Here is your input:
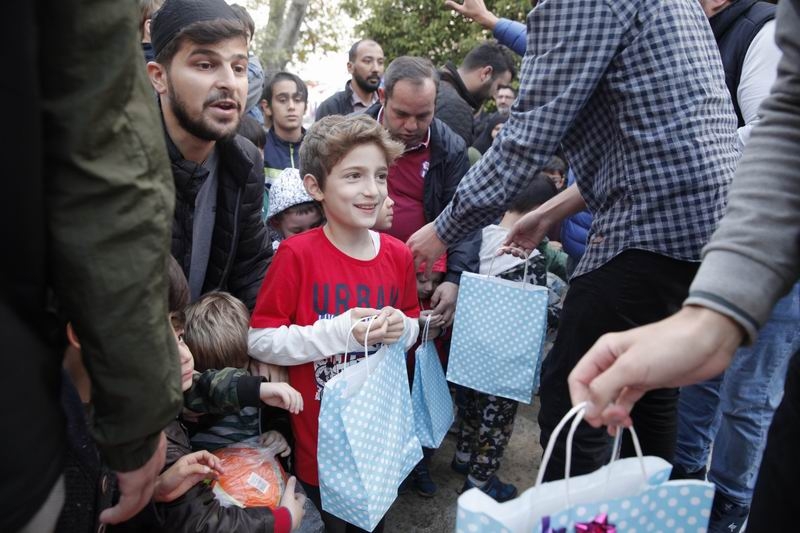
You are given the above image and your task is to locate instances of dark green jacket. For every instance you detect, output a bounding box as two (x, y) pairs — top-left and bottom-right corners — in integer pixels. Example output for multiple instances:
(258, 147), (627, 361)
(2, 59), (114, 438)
(3, 1), (182, 529)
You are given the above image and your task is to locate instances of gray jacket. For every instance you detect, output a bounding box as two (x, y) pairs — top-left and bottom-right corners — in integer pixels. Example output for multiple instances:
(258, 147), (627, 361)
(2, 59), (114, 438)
(686, 0), (800, 342)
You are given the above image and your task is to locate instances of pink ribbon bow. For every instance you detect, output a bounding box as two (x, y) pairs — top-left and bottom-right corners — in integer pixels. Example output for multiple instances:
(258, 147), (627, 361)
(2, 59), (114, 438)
(575, 513), (617, 533)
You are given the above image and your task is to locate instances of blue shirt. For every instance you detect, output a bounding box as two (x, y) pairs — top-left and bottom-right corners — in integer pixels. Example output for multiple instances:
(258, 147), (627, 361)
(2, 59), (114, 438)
(436, 0), (740, 277)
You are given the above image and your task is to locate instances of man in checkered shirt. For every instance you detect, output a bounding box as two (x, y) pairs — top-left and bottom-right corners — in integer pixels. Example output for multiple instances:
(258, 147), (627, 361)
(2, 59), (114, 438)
(409, 0), (740, 481)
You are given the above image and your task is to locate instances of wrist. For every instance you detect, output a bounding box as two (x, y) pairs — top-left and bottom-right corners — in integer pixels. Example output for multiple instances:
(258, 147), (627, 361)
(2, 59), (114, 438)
(681, 305), (745, 353)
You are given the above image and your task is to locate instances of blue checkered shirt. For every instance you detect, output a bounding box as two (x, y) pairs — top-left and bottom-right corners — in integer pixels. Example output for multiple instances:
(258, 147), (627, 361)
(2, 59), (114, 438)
(435, 0), (740, 277)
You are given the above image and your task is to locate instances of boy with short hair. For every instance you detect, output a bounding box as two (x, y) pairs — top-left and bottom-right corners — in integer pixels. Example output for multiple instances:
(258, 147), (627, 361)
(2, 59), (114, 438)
(248, 114), (420, 532)
(263, 72), (309, 185)
(267, 168), (324, 249)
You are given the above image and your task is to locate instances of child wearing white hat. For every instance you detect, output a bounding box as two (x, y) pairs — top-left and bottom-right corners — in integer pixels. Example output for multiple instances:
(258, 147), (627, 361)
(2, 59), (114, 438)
(267, 168), (323, 251)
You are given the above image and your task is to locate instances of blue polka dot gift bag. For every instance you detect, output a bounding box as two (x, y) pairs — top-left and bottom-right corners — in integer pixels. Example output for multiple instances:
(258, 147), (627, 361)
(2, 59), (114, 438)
(411, 316), (455, 448)
(318, 322), (423, 531)
(447, 265), (549, 403)
(456, 403), (715, 533)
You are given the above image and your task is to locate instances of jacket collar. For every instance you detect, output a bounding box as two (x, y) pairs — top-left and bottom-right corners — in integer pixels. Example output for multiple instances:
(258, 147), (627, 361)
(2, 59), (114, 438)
(709, 0), (760, 39)
(439, 62), (481, 110)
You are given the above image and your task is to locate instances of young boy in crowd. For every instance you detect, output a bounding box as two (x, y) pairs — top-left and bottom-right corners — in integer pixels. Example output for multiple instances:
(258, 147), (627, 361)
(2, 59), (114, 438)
(59, 256), (307, 532)
(263, 72), (308, 186)
(451, 173), (564, 502)
(248, 114), (420, 532)
(183, 291), (292, 455)
(267, 168), (324, 250)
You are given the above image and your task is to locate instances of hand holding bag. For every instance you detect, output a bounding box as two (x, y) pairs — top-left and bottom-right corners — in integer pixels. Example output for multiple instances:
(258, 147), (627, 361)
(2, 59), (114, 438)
(318, 316), (423, 531)
(456, 403), (715, 533)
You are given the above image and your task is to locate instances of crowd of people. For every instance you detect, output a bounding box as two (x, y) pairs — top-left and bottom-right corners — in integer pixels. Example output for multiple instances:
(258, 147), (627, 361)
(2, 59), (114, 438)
(6, 0), (799, 532)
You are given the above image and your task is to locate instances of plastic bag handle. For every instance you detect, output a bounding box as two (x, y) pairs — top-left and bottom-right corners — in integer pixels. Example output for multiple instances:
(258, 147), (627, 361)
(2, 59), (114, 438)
(486, 246), (532, 289)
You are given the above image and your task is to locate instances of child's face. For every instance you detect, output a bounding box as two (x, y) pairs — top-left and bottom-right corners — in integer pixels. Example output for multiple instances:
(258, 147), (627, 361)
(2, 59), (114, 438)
(274, 208), (323, 239)
(372, 195), (395, 231)
(171, 318), (195, 392)
(312, 143), (388, 231)
(267, 79), (306, 137)
(416, 271), (444, 301)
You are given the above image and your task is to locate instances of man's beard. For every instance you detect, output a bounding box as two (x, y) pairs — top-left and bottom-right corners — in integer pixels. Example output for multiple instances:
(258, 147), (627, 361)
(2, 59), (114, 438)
(167, 80), (240, 142)
(353, 71), (381, 94)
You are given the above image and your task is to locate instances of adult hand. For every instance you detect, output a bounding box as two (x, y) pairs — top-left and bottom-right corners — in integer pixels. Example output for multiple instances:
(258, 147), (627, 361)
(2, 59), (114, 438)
(407, 222), (448, 279)
(99, 432), (167, 524)
(153, 450), (223, 503)
(503, 208), (552, 256)
(249, 360), (289, 383)
(443, 0), (499, 30)
(260, 382), (304, 414)
(431, 281), (459, 328)
(568, 306), (744, 432)
(260, 430), (291, 457)
(419, 310), (443, 340)
(280, 476), (307, 532)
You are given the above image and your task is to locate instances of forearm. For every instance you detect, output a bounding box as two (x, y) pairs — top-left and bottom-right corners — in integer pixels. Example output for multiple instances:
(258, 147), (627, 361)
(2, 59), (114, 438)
(184, 368), (264, 414)
(248, 312), (357, 365)
(537, 184), (587, 226)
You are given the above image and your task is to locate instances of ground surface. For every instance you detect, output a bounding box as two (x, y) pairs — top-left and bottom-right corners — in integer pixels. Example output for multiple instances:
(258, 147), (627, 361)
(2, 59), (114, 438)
(385, 399), (543, 532)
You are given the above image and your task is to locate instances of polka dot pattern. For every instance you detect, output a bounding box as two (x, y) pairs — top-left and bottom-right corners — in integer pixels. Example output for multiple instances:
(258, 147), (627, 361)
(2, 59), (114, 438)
(318, 340), (423, 531)
(455, 481), (714, 533)
(448, 273), (549, 403)
(412, 341), (456, 448)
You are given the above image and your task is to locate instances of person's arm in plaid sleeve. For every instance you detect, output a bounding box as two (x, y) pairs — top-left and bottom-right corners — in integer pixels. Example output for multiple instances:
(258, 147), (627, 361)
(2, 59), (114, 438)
(439, 1), (625, 244)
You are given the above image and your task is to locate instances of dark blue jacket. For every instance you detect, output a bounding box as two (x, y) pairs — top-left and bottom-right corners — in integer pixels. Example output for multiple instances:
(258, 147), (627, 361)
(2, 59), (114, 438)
(263, 127), (303, 180)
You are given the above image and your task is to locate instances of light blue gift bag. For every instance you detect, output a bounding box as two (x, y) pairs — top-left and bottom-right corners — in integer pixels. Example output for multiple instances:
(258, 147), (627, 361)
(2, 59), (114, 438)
(456, 403), (715, 533)
(411, 316), (455, 448)
(318, 320), (423, 531)
(447, 261), (549, 403)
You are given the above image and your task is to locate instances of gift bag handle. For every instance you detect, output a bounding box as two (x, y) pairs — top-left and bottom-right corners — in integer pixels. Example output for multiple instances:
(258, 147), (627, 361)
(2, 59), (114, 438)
(421, 313), (434, 348)
(342, 313), (378, 377)
(535, 402), (648, 509)
(486, 246), (533, 289)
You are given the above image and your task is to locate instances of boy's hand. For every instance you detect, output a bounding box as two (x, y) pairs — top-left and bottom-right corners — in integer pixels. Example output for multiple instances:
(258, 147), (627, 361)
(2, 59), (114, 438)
(259, 430), (291, 457)
(419, 311), (442, 341)
(250, 360), (289, 383)
(260, 382), (303, 414)
(379, 306), (407, 344)
(152, 450), (224, 503)
(350, 308), (384, 346)
(431, 281), (459, 328)
(280, 476), (306, 532)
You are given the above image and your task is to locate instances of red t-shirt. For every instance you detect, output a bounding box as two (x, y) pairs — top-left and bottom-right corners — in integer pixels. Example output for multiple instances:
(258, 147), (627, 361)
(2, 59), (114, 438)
(250, 227), (420, 486)
(385, 144), (431, 243)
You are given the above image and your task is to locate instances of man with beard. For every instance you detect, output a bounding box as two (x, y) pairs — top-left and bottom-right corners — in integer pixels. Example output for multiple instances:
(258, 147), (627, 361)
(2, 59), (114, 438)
(435, 41), (516, 146)
(147, 0), (269, 311)
(315, 39), (385, 120)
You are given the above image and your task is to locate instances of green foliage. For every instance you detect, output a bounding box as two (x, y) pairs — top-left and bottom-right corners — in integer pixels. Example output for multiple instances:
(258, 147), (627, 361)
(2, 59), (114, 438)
(342, 0), (531, 66)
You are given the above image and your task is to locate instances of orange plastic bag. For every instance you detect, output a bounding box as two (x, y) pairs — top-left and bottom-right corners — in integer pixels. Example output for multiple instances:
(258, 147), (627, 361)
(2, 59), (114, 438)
(211, 444), (287, 508)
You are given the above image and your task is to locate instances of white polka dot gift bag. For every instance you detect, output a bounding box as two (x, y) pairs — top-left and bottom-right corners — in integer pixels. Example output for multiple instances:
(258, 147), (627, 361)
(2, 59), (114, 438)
(318, 319), (423, 531)
(411, 315), (455, 448)
(456, 403), (715, 533)
(447, 258), (549, 403)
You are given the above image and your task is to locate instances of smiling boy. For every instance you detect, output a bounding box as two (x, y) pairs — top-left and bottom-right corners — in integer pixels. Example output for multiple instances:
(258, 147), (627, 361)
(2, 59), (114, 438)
(147, 0), (269, 310)
(248, 114), (420, 532)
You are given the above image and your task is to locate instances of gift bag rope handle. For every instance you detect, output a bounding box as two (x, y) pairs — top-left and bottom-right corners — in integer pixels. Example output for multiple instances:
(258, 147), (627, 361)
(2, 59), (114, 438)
(342, 313), (378, 377)
(535, 402), (648, 509)
(486, 246), (533, 289)
(421, 313), (434, 348)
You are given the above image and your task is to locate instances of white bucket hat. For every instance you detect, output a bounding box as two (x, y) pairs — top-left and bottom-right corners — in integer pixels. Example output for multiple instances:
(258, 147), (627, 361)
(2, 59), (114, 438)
(267, 168), (316, 221)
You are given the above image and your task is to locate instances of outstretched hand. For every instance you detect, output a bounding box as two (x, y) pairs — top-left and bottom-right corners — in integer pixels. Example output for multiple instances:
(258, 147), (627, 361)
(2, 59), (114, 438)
(502, 208), (551, 257)
(153, 450), (224, 503)
(568, 306), (743, 432)
(260, 382), (304, 414)
(443, 0), (499, 30)
(407, 222), (448, 280)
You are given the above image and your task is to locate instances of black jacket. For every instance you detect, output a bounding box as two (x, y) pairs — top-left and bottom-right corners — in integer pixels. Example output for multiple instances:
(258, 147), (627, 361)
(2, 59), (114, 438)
(168, 134), (270, 310)
(315, 80), (357, 121)
(435, 62), (481, 147)
(709, 0), (776, 126)
(367, 105), (480, 284)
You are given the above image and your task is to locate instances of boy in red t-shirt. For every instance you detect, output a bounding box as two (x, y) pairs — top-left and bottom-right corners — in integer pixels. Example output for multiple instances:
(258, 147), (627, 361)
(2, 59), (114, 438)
(248, 114), (420, 533)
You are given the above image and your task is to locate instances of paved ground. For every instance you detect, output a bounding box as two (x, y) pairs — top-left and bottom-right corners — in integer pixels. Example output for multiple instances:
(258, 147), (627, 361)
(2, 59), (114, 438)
(385, 399), (544, 532)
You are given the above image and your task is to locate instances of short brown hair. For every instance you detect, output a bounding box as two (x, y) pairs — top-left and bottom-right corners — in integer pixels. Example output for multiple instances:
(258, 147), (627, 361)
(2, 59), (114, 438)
(139, 0), (164, 38)
(184, 292), (250, 372)
(299, 114), (404, 190)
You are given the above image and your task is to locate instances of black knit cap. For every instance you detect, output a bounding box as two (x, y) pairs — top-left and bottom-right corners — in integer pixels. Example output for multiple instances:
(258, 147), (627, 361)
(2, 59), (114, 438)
(150, 0), (241, 60)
